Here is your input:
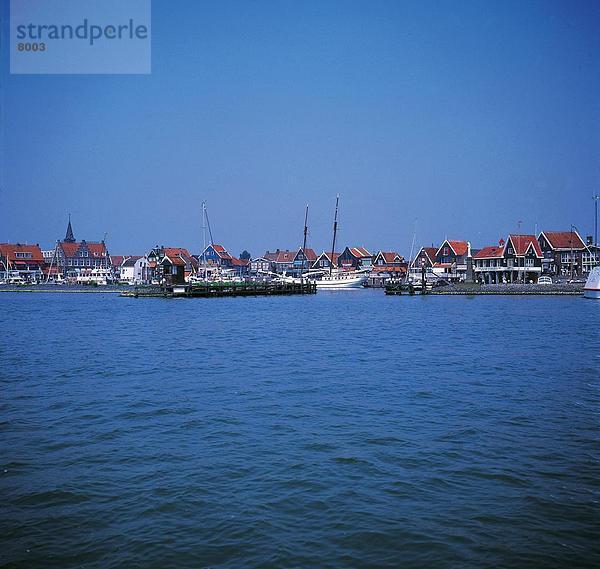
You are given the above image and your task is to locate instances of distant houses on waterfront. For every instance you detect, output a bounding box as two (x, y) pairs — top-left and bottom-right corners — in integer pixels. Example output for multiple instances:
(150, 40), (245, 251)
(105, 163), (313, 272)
(1, 217), (599, 285)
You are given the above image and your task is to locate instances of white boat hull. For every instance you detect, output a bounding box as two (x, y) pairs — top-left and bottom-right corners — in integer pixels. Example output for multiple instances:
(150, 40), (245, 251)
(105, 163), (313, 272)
(584, 267), (600, 299)
(314, 274), (368, 289)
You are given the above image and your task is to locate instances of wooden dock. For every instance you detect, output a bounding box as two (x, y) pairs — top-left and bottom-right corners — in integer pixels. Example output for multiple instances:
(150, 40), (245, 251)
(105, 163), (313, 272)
(385, 282), (426, 295)
(121, 281), (317, 298)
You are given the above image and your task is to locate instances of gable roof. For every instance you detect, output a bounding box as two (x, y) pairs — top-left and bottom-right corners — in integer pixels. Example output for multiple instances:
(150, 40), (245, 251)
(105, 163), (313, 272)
(162, 247), (198, 268)
(122, 256), (142, 267)
(58, 240), (108, 258)
(374, 251), (403, 263)
(58, 241), (79, 257)
(539, 230), (586, 250)
(209, 244), (233, 260)
(111, 255), (125, 268)
(344, 246), (371, 258)
(295, 247), (317, 262)
(473, 245), (505, 259)
(264, 250), (296, 263)
(436, 240), (469, 257)
(314, 251), (340, 264)
(0, 243), (44, 263)
(507, 234), (542, 257)
(412, 247), (438, 266)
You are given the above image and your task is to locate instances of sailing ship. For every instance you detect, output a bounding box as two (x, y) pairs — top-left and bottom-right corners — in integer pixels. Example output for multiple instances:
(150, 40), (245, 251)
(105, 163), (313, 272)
(300, 195), (368, 290)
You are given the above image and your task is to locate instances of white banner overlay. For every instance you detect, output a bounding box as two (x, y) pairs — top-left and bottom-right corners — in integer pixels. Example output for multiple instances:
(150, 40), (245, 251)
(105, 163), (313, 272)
(10, 0), (151, 74)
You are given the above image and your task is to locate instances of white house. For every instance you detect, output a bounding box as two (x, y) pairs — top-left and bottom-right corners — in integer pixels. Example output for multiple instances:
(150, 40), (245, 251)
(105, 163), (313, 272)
(120, 256), (148, 284)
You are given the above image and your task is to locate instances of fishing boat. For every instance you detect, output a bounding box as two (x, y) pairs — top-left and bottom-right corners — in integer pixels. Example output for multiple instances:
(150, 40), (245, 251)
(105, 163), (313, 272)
(583, 266), (600, 299)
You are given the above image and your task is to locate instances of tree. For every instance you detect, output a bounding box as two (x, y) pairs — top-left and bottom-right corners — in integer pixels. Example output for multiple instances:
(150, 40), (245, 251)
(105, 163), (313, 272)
(239, 250), (251, 260)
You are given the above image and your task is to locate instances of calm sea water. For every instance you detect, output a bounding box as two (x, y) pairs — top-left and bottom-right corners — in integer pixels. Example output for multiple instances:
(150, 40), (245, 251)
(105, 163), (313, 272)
(1, 291), (599, 568)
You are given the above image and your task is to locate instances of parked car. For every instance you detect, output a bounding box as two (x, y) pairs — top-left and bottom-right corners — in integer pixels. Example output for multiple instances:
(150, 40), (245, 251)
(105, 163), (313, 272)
(538, 276), (553, 285)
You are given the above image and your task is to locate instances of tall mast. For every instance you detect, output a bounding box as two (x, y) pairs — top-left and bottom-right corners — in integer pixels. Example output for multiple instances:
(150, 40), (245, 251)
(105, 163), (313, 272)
(407, 221), (417, 284)
(301, 204), (309, 288)
(329, 194), (339, 276)
(205, 204), (214, 245)
(202, 201), (207, 279)
(302, 204), (309, 262)
(594, 194), (599, 249)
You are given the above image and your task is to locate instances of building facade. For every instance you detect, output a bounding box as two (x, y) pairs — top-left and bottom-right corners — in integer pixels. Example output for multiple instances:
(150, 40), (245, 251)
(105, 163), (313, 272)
(147, 247), (198, 285)
(409, 246), (438, 279)
(0, 243), (45, 281)
(433, 240), (471, 282)
(537, 230), (588, 277)
(312, 251), (340, 271)
(291, 247), (317, 275)
(51, 219), (110, 280)
(263, 250), (296, 274)
(337, 247), (372, 270)
(200, 244), (248, 276)
(473, 235), (542, 283)
(119, 256), (148, 284)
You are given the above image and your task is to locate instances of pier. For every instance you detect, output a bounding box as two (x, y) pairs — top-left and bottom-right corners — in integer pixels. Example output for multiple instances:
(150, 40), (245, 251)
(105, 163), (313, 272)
(121, 281), (317, 298)
(384, 282), (584, 296)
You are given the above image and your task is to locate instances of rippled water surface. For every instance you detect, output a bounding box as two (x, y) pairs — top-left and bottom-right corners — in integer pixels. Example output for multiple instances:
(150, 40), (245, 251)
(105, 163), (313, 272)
(1, 291), (599, 568)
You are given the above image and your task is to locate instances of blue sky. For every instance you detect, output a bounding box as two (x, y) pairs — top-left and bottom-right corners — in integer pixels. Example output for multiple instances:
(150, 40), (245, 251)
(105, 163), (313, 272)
(1, 0), (599, 257)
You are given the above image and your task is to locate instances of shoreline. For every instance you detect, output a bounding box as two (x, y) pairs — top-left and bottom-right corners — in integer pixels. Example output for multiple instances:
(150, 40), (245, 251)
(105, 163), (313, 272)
(0, 284), (586, 296)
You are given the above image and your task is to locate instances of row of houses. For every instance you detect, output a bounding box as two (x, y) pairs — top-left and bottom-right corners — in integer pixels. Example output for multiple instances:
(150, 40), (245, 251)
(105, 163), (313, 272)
(411, 231), (599, 284)
(1, 219), (598, 285)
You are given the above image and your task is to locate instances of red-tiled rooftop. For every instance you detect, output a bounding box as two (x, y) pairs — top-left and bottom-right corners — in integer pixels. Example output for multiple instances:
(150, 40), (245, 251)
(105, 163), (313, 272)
(0, 243), (44, 263)
(415, 247), (438, 264)
(377, 251), (403, 263)
(265, 250), (296, 263)
(474, 246), (504, 259)
(211, 244), (233, 259)
(299, 247), (317, 261)
(437, 240), (469, 257)
(508, 234), (542, 257)
(59, 241), (107, 257)
(347, 247), (371, 258)
(540, 231), (586, 250)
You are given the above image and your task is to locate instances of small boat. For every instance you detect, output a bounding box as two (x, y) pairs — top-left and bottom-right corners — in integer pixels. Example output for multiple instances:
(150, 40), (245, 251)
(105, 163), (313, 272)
(583, 266), (600, 299)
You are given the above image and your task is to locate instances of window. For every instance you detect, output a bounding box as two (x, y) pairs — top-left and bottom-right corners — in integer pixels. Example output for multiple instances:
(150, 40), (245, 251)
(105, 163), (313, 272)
(525, 258), (534, 267)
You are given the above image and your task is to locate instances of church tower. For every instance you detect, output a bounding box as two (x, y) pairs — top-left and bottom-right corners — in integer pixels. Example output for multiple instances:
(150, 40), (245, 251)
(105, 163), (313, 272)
(64, 214), (75, 243)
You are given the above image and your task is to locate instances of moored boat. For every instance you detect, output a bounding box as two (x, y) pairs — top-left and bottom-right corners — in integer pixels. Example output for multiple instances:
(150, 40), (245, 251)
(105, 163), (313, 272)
(297, 269), (368, 289)
(583, 266), (600, 299)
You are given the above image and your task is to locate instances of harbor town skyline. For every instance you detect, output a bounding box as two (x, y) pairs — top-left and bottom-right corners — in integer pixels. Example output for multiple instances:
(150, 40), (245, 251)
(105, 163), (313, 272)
(2, 205), (598, 264)
(2, 1), (599, 255)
